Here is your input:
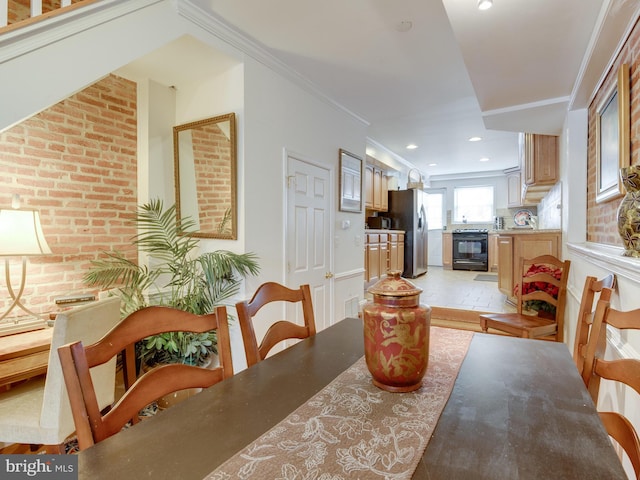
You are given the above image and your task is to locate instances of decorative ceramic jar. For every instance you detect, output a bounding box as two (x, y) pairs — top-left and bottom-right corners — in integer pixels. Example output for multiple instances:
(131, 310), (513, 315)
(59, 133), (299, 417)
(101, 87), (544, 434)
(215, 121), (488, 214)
(362, 271), (431, 392)
(617, 165), (640, 258)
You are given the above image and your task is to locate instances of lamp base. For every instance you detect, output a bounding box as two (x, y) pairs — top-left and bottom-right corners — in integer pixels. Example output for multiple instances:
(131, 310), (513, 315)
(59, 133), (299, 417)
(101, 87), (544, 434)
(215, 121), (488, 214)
(0, 257), (48, 336)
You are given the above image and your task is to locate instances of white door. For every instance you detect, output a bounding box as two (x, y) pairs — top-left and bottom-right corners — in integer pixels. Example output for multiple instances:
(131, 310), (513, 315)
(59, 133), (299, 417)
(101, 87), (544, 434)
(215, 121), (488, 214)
(286, 154), (332, 331)
(426, 189), (445, 266)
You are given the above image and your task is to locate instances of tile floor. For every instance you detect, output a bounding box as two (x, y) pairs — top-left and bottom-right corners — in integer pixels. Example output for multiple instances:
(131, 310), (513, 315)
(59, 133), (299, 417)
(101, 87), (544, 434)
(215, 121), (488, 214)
(408, 266), (516, 314)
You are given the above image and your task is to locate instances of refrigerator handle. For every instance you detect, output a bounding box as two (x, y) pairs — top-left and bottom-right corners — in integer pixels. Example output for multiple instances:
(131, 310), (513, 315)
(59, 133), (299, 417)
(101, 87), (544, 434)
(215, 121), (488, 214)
(418, 205), (426, 231)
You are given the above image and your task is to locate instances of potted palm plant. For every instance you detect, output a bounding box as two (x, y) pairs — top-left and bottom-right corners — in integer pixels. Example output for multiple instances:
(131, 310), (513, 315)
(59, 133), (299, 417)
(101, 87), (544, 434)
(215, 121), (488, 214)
(84, 199), (260, 367)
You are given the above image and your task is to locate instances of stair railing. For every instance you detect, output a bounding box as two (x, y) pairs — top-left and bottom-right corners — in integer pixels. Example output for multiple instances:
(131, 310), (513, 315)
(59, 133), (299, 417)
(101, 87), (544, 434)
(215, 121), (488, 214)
(1, 0), (98, 33)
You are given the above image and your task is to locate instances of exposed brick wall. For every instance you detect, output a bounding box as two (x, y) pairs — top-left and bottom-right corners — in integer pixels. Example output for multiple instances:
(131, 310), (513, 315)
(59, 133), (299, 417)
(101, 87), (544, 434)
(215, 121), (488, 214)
(587, 17), (640, 244)
(192, 124), (232, 233)
(0, 74), (138, 317)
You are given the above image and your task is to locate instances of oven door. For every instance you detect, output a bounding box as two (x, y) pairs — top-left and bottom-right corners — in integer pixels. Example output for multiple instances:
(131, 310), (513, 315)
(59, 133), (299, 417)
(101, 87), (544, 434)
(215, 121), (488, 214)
(452, 234), (488, 271)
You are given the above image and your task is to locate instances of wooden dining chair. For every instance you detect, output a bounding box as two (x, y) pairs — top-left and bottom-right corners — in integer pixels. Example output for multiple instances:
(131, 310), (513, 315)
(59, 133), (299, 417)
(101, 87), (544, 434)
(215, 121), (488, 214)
(581, 296), (640, 479)
(236, 282), (316, 367)
(480, 255), (570, 341)
(58, 305), (233, 451)
(572, 274), (616, 376)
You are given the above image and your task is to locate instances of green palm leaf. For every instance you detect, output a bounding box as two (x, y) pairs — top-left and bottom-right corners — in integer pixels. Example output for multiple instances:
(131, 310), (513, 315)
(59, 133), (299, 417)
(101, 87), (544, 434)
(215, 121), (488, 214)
(84, 199), (260, 366)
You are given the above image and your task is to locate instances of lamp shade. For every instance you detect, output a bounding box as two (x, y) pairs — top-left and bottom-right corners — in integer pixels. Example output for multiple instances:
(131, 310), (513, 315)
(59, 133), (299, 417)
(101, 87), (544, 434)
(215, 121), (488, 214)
(0, 209), (52, 256)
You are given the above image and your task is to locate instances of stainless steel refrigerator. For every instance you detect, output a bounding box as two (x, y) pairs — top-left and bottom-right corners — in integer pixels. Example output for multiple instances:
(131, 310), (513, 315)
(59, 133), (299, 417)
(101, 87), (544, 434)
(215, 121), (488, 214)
(387, 189), (428, 278)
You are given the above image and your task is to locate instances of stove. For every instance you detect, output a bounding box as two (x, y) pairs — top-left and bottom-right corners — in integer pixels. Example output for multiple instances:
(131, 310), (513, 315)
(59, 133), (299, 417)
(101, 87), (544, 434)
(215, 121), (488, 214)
(451, 229), (489, 271)
(452, 229), (489, 234)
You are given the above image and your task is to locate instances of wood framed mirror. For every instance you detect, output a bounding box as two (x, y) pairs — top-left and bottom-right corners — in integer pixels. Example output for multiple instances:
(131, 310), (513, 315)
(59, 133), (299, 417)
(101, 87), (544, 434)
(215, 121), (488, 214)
(173, 113), (237, 239)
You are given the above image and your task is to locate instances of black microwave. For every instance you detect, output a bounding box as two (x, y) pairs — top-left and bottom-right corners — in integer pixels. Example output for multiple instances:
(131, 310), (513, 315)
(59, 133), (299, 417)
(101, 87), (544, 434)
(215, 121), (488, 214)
(368, 216), (391, 229)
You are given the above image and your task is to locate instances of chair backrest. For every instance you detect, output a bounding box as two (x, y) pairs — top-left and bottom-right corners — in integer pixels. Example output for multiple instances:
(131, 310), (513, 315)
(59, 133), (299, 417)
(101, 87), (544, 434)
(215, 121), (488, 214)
(581, 296), (640, 478)
(516, 254), (570, 341)
(58, 305), (233, 450)
(41, 297), (122, 438)
(573, 274), (616, 376)
(236, 282), (316, 367)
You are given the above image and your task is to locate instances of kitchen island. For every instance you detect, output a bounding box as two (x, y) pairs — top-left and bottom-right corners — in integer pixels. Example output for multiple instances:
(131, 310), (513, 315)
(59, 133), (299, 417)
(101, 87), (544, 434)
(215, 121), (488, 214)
(495, 229), (562, 303)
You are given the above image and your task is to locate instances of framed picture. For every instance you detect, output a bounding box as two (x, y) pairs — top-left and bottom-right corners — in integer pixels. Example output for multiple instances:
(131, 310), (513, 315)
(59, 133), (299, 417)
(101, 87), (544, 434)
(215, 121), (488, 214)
(595, 63), (630, 203)
(338, 149), (363, 213)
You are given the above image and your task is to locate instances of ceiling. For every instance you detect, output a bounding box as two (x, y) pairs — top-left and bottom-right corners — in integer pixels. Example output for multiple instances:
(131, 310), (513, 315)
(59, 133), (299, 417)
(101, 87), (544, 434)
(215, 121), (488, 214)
(123, 0), (638, 180)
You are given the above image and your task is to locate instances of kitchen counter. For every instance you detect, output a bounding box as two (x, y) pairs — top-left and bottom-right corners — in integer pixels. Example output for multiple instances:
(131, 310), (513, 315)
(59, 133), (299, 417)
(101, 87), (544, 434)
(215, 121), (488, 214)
(493, 229), (561, 235)
(365, 229), (405, 233)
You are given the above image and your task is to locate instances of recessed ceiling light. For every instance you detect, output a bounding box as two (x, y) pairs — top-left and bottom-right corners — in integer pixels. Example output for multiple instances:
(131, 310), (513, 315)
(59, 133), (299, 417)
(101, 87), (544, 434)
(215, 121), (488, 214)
(468, 136), (482, 142)
(480, 157), (490, 162)
(428, 163), (437, 167)
(478, 0), (493, 10)
(406, 144), (418, 150)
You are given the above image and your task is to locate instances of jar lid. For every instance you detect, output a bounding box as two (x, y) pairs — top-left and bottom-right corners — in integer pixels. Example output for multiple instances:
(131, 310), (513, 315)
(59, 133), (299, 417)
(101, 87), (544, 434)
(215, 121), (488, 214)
(367, 271), (422, 297)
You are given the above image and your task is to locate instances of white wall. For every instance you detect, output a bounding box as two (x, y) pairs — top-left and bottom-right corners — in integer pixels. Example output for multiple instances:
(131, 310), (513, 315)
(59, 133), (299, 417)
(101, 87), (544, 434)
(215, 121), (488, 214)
(242, 59), (368, 327)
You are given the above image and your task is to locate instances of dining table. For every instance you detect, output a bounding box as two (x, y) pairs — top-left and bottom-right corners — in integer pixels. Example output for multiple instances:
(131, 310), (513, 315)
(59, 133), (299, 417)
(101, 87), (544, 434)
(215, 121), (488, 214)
(77, 317), (627, 479)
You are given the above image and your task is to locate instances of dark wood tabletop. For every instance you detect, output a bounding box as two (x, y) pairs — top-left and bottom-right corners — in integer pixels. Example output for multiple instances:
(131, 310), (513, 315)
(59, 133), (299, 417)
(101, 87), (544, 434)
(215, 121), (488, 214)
(78, 318), (626, 479)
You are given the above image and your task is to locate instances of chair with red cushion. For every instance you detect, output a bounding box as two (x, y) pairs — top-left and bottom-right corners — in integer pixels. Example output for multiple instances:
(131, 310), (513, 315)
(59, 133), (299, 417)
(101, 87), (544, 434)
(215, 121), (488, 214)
(479, 254), (570, 341)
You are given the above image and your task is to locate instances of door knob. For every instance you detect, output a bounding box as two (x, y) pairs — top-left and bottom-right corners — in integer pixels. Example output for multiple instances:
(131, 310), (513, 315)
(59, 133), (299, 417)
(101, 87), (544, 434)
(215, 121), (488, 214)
(325, 272), (334, 279)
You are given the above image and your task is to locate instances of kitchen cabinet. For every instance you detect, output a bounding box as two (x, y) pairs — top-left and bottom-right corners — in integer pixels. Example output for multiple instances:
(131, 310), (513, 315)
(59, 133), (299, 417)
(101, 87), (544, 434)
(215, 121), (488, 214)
(497, 231), (561, 303)
(365, 164), (389, 211)
(442, 232), (452, 270)
(519, 133), (559, 205)
(488, 233), (499, 272)
(497, 235), (513, 294)
(365, 230), (404, 286)
(365, 232), (383, 285)
(365, 166), (374, 208)
(388, 232), (404, 273)
(507, 171), (522, 208)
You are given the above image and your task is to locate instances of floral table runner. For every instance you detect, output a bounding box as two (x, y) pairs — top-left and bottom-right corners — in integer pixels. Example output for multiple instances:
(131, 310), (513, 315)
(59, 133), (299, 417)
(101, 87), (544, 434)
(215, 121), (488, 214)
(204, 327), (474, 480)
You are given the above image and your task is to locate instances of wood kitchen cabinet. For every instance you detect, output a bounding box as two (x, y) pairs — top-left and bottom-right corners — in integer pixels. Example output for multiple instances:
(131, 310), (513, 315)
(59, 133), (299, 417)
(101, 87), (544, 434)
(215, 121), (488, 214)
(497, 235), (513, 294)
(388, 232), (404, 273)
(365, 164), (389, 211)
(442, 232), (452, 270)
(365, 232), (383, 285)
(488, 233), (499, 272)
(365, 166), (374, 209)
(497, 231), (561, 303)
(365, 230), (404, 286)
(507, 171), (522, 208)
(519, 133), (559, 205)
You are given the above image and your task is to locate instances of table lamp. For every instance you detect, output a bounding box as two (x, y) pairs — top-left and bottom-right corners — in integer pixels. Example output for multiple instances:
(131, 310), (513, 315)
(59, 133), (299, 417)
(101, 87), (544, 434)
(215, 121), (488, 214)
(0, 201), (52, 332)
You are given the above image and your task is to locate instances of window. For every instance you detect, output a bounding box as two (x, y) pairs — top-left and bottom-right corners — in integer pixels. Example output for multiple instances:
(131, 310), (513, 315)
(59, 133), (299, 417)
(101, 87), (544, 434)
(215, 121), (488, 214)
(425, 189), (444, 230)
(453, 186), (494, 223)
